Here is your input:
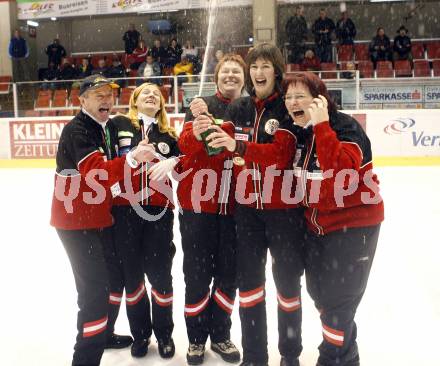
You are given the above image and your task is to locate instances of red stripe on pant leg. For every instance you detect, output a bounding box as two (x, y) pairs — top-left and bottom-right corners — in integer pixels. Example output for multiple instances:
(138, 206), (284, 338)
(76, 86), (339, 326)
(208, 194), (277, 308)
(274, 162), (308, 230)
(151, 288), (173, 307)
(126, 283), (146, 306)
(83, 316), (108, 338)
(213, 289), (234, 315)
(184, 293), (210, 317)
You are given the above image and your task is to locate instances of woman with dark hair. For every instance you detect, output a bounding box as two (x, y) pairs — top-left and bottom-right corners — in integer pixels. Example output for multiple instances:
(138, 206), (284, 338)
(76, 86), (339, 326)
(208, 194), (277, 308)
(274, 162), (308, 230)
(206, 43), (305, 366)
(110, 82), (180, 360)
(283, 72), (384, 366)
(177, 54), (246, 365)
(166, 38), (183, 67)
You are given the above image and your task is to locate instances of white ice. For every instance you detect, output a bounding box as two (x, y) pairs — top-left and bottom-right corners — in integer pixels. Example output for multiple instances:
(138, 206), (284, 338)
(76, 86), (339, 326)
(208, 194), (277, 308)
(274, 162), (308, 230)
(0, 166), (439, 366)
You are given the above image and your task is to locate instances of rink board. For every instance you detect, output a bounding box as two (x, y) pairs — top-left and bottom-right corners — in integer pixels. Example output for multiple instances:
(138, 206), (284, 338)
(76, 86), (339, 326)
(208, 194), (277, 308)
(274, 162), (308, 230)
(0, 110), (439, 166)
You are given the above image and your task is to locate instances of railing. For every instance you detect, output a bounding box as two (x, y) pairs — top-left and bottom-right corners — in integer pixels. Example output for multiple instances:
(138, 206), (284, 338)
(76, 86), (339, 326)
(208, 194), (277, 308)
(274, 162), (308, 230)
(3, 70), (440, 118)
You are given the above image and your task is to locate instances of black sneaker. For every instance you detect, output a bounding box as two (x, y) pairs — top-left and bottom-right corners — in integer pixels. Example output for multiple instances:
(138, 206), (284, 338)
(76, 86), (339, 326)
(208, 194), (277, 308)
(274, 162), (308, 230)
(158, 338), (175, 359)
(105, 333), (133, 349)
(131, 338), (150, 358)
(280, 357), (300, 366)
(239, 362), (268, 366)
(187, 343), (205, 365)
(211, 340), (241, 363)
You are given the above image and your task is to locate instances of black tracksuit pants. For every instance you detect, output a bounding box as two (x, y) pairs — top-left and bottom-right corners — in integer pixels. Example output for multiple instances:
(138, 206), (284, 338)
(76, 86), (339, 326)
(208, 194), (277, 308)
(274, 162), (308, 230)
(234, 205), (305, 364)
(111, 205), (175, 342)
(304, 224), (380, 366)
(179, 209), (237, 344)
(57, 227), (123, 366)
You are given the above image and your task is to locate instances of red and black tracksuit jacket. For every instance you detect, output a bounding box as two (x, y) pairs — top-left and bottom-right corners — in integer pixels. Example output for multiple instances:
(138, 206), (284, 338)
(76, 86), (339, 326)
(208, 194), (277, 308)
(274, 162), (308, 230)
(111, 115), (179, 208)
(291, 111), (384, 235)
(50, 111), (130, 230)
(224, 93), (298, 210)
(178, 92), (235, 215)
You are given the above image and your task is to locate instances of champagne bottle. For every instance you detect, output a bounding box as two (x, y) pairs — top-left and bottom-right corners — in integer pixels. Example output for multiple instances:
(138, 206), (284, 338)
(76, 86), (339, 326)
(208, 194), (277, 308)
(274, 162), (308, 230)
(200, 113), (224, 156)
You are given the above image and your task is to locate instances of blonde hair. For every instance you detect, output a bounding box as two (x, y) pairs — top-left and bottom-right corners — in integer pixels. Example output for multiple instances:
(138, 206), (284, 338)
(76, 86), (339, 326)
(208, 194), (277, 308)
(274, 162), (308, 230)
(126, 83), (177, 139)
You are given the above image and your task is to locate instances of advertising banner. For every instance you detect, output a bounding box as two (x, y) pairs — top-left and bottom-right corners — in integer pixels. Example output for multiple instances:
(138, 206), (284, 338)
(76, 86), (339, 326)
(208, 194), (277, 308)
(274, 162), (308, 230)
(361, 86), (423, 104)
(17, 0), (251, 19)
(1, 111), (438, 160)
(364, 110), (440, 157)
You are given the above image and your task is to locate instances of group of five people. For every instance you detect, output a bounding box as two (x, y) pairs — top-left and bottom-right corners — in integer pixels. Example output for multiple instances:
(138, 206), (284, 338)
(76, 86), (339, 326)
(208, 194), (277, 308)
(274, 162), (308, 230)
(51, 43), (384, 366)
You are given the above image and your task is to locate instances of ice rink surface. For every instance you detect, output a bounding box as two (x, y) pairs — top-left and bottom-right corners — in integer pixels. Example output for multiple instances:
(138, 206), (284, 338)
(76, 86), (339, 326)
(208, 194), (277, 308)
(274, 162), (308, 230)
(1, 166), (439, 366)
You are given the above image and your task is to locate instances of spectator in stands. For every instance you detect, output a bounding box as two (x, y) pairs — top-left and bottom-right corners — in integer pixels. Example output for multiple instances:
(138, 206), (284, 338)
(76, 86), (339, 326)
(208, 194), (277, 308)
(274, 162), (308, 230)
(336, 11), (356, 46)
(123, 23), (141, 55)
(8, 29), (29, 82)
(59, 58), (78, 88)
(151, 39), (168, 68)
(182, 40), (201, 74)
(393, 25), (412, 62)
(41, 62), (60, 90)
(77, 58), (93, 79)
(137, 54), (162, 86)
(129, 40), (149, 70)
(312, 9), (335, 63)
(285, 5), (308, 64)
(300, 49), (321, 71)
(166, 38), (183, 67)
(106, 55), (127, 88)
(206, 49), (224, 74)
(91, 59), (109, 76)
(182, 40), (198, 61)
(45, 38), (67, 67)
(173, 55), (193, 85)
(214, 35), (232, 53)
(369, 27), (392, 66)
(341, 61), (356, 79)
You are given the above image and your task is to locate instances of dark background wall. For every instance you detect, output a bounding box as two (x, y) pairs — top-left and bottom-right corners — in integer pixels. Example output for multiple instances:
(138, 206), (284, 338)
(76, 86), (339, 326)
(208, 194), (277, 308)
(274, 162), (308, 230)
(18, 6), (253, 67)
(278, 0), (440, 46)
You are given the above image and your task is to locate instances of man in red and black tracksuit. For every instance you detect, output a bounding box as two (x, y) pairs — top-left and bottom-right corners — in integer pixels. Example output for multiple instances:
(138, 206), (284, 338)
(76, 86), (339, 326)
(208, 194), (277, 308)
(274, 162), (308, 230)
(291, 110), (383, 366)
(177, 91), (241, 365)
(224, 93), (305, 366)
(110, 112), (179, 358)
(50, 76), (155, 366)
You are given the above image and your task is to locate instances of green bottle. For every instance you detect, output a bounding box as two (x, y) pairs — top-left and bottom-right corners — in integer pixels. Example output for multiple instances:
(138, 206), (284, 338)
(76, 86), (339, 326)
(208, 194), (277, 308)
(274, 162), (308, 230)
(200, 114), (224, 156)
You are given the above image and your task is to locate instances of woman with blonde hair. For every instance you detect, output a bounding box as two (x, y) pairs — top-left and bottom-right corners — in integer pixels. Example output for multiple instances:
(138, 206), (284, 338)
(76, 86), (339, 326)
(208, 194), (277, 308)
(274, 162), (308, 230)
(110, 82), (180, 360)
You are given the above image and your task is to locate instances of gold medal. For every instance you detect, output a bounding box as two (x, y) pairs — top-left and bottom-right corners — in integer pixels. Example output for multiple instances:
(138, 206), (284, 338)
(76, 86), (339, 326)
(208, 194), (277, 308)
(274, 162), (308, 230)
(233, 156), (245, 166)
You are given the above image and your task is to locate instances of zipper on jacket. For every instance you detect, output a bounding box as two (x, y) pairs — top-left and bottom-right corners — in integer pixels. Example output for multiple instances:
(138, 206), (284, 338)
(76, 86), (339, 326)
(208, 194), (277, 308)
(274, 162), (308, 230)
(302, 135), (315, 207)
(252, 107), (265, 210)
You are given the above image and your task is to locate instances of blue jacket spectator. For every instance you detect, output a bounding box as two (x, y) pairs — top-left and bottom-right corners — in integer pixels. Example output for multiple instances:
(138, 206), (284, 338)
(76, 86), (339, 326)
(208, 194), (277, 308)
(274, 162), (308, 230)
(8, 30), (29, 59)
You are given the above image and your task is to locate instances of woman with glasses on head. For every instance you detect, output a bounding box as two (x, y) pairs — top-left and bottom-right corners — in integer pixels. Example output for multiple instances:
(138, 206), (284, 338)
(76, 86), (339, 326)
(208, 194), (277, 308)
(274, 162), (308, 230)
(283, 72), (384, 366)
(110, 82), (180, 360)
(205, 43), (305, 366)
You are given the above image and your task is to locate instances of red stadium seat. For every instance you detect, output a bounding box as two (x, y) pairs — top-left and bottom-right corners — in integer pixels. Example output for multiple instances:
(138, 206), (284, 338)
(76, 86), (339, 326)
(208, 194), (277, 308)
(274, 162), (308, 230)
(354, 44), (370, 61)
(376, 61), (394, 78)
(320, 63), (337, 79)
(0, 75), (12, 93)
(411, 43), (425, 60)
(69, 89), (80, 107)
(426, 42), (440, 59)
(413, 60), (431, 77)
(357, 61), (374, 78)
(286, 64), (301, 72)
(433, 60), (440, 77)
(394, 60), (412, 77)
(35, 95), (51, 109)
(337, 45), (354, 62)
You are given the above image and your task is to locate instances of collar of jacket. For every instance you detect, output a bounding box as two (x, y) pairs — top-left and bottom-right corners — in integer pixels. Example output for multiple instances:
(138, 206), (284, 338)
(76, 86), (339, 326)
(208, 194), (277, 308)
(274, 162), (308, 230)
(138, 112), (157, 127)
(252, 91), (280, 113)
(215, 91), (232, 104)
(79, 109), (109, 129)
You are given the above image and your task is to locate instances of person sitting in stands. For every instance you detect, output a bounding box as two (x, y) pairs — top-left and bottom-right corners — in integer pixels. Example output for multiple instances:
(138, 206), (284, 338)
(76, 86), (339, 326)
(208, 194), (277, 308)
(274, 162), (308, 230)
(301, 49), (321, 71)
(341, 61), (356, 79)
(130, 40), (149, 70)
(173, 55), (193, 85)
(77, 58), (93, 79)
(106, 55), (127, 88)
(41, 62), (60, 90)
(369, 27), (392, 66)
(137, 54), (162, 86)
(166, 38), (182, 68)
(150, 39), (168, 69)
(393, 25), (412, 62)
(59, 58), (78, 88)
(91, 59), (109, 76)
